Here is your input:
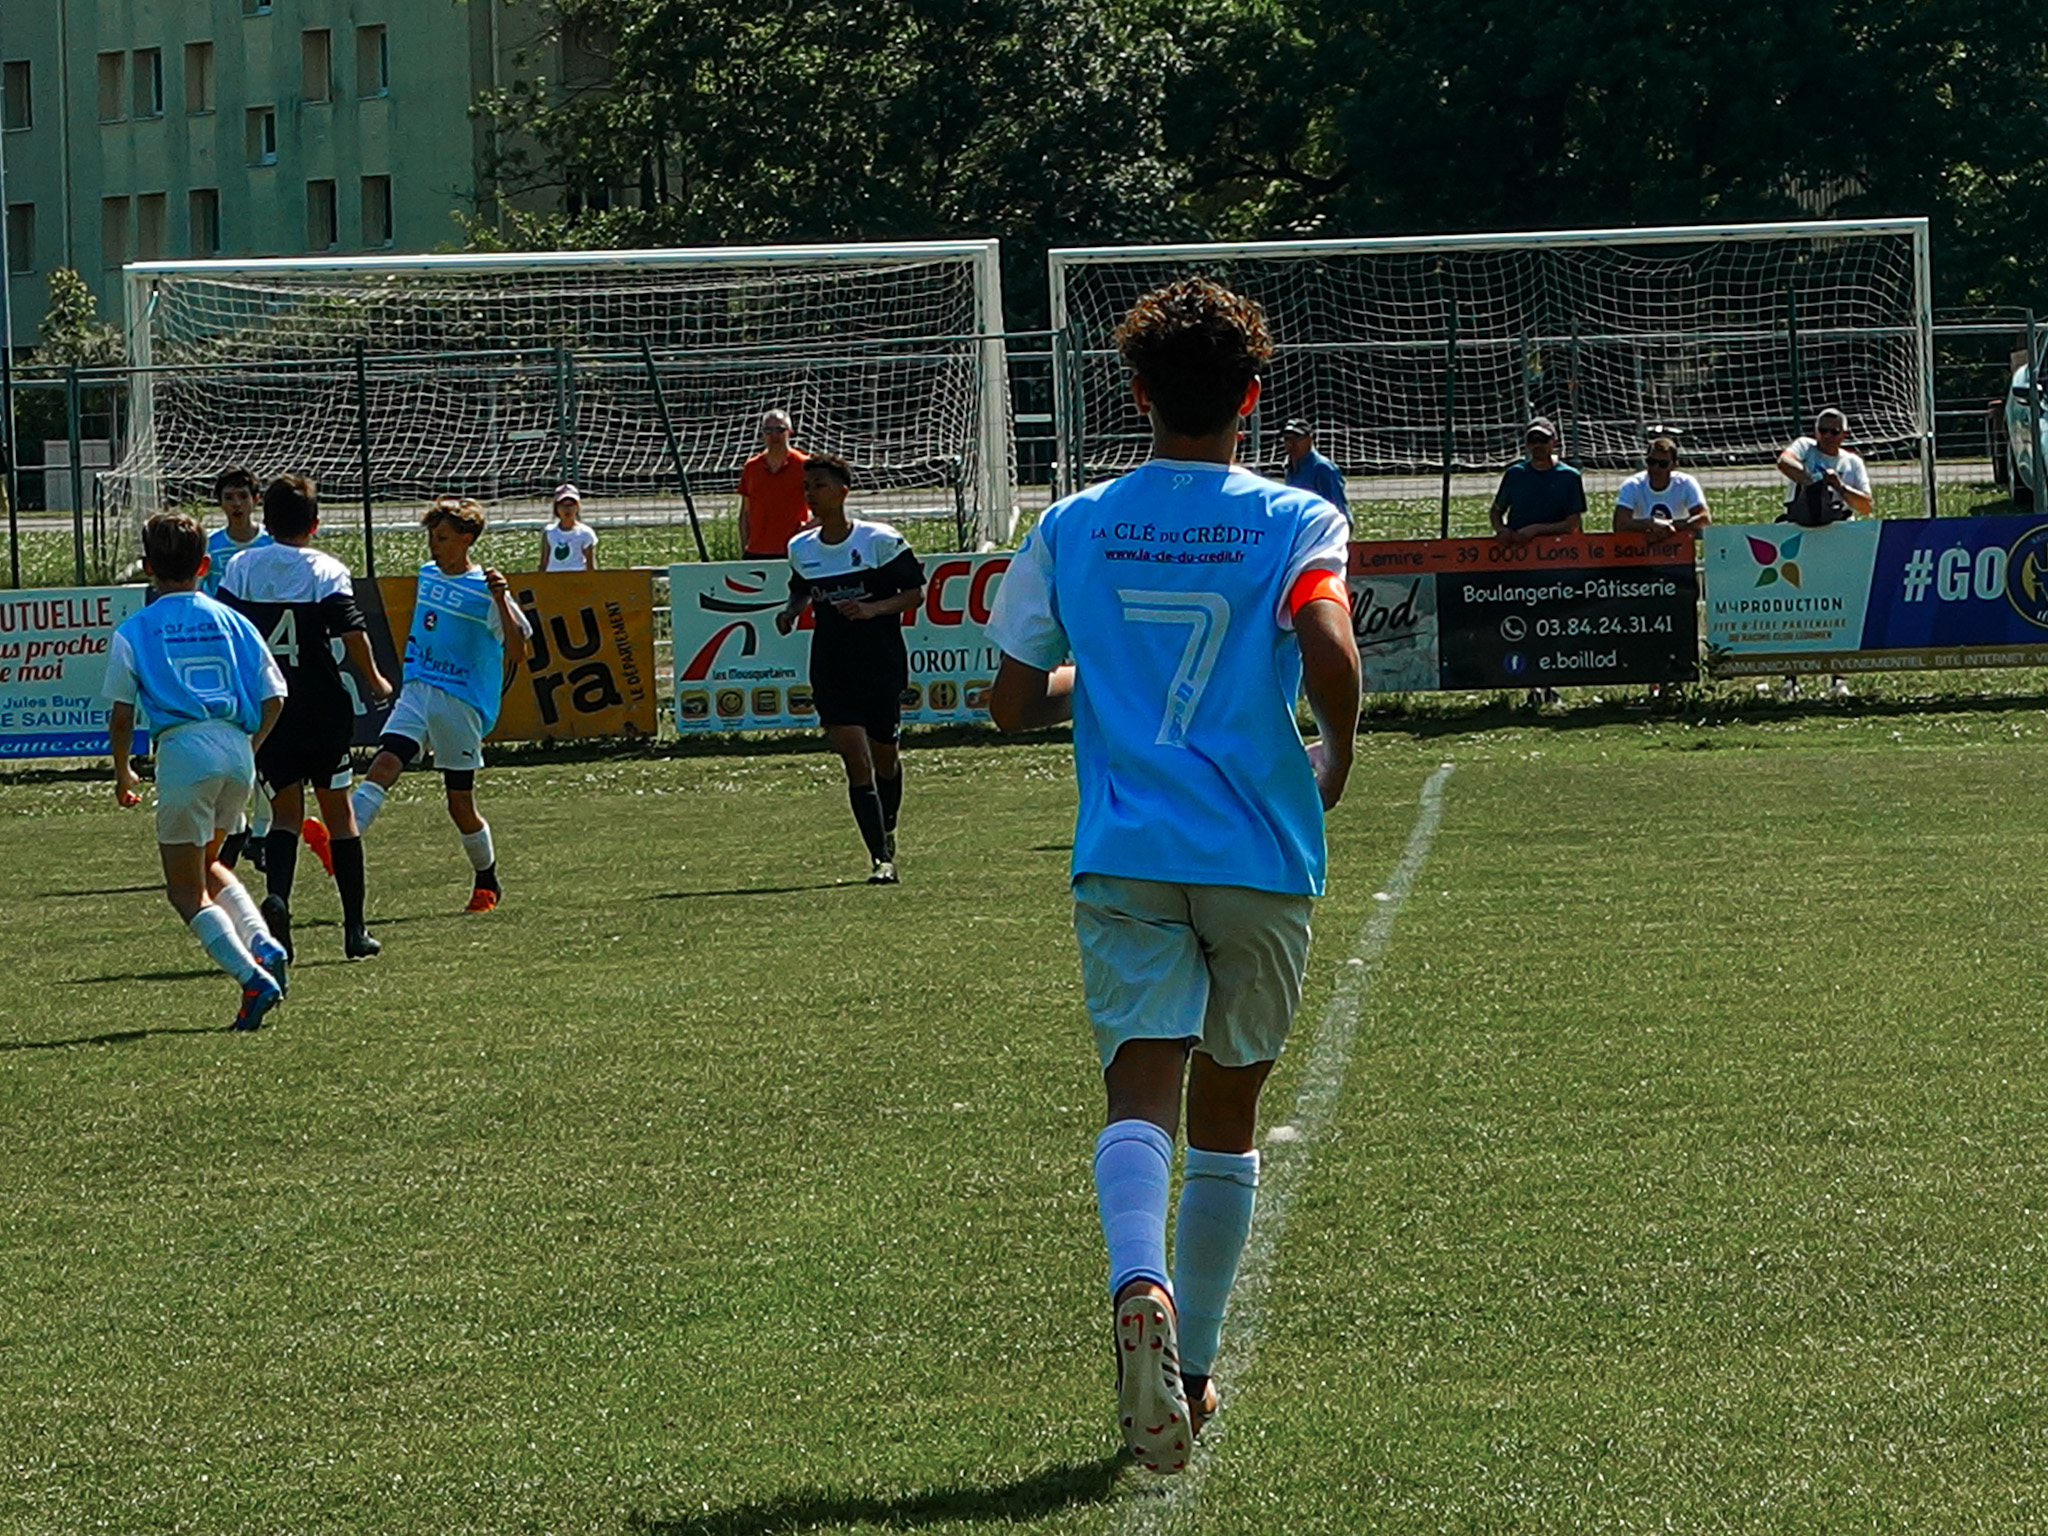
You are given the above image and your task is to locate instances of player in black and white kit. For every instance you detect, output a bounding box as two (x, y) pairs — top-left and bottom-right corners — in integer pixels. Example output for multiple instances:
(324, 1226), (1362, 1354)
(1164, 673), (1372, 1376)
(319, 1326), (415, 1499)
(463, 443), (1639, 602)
(218, 475), (394, 959)
(774, 455), (926, 884)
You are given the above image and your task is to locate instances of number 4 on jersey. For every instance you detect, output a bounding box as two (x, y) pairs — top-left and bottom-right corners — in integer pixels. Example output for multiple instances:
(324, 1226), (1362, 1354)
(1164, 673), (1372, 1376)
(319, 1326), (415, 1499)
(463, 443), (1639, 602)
(1118, 589), (1231, 747)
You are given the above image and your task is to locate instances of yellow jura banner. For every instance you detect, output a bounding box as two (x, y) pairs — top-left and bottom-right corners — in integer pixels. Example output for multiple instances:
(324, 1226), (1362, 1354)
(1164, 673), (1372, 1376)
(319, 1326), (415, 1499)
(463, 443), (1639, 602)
(374, 568), (658, 741)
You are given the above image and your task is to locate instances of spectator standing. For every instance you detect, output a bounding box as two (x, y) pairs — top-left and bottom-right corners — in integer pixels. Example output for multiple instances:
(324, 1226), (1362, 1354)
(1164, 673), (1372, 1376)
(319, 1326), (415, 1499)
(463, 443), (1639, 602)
(737, 408), (811, 559)
(1613, 438), (1710, 535)
(1777, 408), (1873, 523)
(539, 484), (599, 571)
(1489, 416), (1586, 545)
(1279, 418), (1348, 513)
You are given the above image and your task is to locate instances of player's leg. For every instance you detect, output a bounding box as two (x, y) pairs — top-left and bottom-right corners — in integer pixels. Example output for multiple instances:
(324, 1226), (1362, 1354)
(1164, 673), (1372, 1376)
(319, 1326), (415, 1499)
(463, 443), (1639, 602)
(154, 747), (279, 1029)
(200, 774), (290, 994)
(443, 774), (500, 910)
(1075, 873), (1205, 1472)
(868, 682), (904, 866)
(1171, 884), (1313, 1435)
(823, 720), (890, 873)
(313, 770), (377, 959)
(258, 776), (305, 962)
(349, 737), (418, 835)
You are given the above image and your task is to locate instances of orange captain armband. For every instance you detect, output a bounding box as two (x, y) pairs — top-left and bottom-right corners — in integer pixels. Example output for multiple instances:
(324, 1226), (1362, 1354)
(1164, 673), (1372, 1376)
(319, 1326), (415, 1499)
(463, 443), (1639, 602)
(1287, 567), (1350, 618)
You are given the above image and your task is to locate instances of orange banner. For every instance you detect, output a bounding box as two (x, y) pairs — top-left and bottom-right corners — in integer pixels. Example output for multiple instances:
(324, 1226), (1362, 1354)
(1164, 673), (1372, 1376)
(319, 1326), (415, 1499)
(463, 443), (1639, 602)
(374, 568), (658, 742)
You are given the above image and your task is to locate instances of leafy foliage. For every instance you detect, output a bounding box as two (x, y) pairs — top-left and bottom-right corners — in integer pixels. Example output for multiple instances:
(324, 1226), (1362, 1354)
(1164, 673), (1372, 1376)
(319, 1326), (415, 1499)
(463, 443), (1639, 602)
(34, 268), (123, 369)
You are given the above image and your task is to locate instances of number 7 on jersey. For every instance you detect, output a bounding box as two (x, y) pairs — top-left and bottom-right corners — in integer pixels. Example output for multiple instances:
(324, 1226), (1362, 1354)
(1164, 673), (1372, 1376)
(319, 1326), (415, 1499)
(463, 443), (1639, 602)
(1117, 589), (1231, 747)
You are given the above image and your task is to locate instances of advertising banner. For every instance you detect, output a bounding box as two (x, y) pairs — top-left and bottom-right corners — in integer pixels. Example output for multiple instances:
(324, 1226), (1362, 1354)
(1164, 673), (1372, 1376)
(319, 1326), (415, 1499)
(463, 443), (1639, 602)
(1704, 515), (2048, 675)
(669, 556), (1011, 731)
(0, 586), (148, 759)
(368, 568), (659, 742)
(1348, 532), (1699, 693)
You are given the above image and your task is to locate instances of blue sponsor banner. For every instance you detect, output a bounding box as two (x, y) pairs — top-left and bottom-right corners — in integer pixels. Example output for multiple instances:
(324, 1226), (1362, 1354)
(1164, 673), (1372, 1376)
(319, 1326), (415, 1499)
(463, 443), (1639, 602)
(1705, 515), (2048, 674)
(0, 586), (149, 759)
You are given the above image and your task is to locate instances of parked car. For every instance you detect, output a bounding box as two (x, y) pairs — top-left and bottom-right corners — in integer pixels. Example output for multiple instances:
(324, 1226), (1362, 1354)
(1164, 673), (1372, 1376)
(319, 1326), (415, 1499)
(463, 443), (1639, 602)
(2007, 364), (2045, 508)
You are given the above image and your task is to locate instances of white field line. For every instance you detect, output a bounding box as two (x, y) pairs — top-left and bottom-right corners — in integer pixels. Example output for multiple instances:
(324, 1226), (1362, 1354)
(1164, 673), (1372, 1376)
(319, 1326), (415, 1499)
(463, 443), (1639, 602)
(1122, 761), (1454, 1532)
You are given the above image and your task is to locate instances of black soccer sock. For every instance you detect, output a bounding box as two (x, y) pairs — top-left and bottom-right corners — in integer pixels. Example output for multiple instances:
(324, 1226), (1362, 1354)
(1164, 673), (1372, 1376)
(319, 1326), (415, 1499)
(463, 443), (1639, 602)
(848, 782), (889, 862)
(265, 826), (301, 905)
(876, 770), (902, 833)
(474, 863), (500, 894)
(218, 830), (249, 869)
(331, 834), (368, 931)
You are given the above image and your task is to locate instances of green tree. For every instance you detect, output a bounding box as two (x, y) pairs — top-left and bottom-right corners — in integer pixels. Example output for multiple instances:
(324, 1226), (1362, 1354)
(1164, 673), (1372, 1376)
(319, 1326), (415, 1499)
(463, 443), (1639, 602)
(35, 268), (124, 369)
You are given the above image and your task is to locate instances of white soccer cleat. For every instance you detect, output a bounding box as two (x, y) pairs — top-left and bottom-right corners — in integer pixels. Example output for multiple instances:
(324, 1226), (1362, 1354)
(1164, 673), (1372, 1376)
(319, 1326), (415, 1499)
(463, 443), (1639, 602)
(1115, 1288), (1191, 1475)
(867, 860), (899, 886)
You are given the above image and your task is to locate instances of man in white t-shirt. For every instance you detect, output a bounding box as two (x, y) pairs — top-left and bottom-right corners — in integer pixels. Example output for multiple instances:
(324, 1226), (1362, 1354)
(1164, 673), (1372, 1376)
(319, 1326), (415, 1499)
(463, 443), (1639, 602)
(1777, 408), (1873, 521)
(1612, 437), (1709, 535)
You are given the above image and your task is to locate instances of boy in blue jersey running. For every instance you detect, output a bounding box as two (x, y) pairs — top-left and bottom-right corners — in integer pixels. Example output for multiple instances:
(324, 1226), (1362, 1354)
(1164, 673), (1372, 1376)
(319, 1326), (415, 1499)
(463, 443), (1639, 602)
(350, 497), (532, 911)
(986, 277), (1360, 1474)
(104, 512), (293, 1031)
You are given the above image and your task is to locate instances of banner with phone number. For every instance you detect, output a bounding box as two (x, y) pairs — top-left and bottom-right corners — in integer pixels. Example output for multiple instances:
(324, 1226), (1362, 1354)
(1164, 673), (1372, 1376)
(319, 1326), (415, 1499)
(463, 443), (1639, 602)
(0, 586), (149, 758)
(1704, 515), (2048, 675)
(669, 555), (1013, 732)
(1347, 532), (1700, 693)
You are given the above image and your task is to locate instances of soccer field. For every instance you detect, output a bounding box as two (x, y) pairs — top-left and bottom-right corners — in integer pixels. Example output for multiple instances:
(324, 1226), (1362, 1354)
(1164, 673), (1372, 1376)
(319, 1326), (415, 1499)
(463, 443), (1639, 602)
(5, 705), (2048, 1533)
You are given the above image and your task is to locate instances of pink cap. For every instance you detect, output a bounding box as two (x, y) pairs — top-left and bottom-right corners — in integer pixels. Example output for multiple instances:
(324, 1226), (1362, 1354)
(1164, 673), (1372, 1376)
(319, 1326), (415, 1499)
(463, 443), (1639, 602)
(552, 483), (581, 504)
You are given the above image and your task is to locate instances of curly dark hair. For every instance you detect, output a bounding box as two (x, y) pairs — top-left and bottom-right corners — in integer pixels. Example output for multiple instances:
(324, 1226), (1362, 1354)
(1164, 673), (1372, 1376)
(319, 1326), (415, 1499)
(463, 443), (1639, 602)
(1113, 277), (1273, 438)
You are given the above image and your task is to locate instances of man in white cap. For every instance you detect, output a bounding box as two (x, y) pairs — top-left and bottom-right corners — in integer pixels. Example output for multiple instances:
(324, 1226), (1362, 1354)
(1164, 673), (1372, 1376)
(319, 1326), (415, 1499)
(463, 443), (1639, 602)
(539, 484), (598, 572)
(737, 408), (811, 559)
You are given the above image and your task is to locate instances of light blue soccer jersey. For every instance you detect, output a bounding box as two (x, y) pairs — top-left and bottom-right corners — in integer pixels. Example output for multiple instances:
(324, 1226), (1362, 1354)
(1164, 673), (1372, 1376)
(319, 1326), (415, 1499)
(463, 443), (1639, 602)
(985, 459), (1350, 896)
(201, 526), (273, 597)
(403, 564), (512, 732)
(101, 591), (287, 735)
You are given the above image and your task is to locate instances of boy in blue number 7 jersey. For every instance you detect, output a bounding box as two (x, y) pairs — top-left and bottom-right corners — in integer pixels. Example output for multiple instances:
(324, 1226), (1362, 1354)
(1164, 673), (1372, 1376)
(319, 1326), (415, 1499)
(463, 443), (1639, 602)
(350, 497), (532, 911)
(986, 278), (1360, 1474)
(104, 512), (293, 1031)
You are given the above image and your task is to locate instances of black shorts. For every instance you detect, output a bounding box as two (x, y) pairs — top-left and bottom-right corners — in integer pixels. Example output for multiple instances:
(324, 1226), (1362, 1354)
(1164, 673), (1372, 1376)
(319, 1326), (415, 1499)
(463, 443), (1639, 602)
(812, 665), (906, 742)
(257, 704), (354, 793)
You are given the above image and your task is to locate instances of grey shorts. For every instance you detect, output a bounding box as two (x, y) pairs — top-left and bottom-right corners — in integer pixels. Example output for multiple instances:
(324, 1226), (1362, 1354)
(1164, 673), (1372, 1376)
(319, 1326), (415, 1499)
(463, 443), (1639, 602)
(1072, 872), (1314, 1070)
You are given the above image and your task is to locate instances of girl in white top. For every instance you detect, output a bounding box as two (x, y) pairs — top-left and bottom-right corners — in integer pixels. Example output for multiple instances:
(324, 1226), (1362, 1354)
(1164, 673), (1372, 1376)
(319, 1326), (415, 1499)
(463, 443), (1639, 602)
(540, 483), (599, 571)
(1612, 437), (1710, 534)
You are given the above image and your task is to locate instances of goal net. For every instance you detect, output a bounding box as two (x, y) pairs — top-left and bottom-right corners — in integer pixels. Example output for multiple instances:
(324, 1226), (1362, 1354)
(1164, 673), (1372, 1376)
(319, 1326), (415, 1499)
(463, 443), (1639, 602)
(1050, 220), (1934, 526)
(108, 242), (1015, 563)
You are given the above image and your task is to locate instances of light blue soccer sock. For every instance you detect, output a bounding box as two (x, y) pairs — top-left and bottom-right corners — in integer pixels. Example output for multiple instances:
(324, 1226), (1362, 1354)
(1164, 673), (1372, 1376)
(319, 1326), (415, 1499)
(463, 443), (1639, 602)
(1172, 1147), (1260, 1378)
(1095, 1119), (1175, 1298)
(351, 780), (388, 835)
(189, 903), (262, 985)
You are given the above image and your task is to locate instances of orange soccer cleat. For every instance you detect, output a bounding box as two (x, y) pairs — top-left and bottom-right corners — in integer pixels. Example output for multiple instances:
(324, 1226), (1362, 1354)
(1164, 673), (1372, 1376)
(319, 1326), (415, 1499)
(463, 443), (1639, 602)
(465, 886), (500, 914)
(301, 817), (335, 876)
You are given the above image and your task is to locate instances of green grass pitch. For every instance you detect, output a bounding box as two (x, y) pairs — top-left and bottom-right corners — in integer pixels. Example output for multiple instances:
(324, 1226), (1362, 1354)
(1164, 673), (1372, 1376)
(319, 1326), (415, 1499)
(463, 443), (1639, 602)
(5, 702), (2048, 1532)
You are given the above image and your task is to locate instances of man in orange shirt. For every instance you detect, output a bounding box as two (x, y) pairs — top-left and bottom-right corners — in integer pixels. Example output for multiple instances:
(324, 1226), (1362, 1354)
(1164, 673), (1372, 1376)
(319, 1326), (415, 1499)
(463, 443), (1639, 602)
(737, 408), (812, 558)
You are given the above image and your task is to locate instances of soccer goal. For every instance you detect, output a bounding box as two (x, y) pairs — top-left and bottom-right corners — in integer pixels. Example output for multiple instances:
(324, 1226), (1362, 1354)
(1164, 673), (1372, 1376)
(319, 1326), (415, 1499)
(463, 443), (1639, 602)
(110, 241), (1016, 560)
(1049, 219), (1935, 524)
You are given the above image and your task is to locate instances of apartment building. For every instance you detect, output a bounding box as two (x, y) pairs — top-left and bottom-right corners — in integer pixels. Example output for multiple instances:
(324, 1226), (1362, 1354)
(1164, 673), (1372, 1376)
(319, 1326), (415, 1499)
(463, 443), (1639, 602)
(1, 0), (555, 348)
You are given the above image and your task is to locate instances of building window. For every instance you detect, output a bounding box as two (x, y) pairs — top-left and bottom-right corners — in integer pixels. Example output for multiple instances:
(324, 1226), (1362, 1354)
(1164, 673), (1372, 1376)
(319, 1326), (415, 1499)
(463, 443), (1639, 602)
(102, 196), (132, 268)
(246, 106), (276, 165)
(133, 49), (164, 118)
(307, 179), (338, 250)
(189, 189), (220, 255)
(356, 26), (389, 96)
(5, 204), (33, 273)
(184, 43), (214, 114)
(361, 175), (393, 247)
(97, 52), (126, 122)
(136, 193), (167, 260)
(302, 30), (333, 104)
(2, 61), (30, 132)
(242, 0), (273, 15)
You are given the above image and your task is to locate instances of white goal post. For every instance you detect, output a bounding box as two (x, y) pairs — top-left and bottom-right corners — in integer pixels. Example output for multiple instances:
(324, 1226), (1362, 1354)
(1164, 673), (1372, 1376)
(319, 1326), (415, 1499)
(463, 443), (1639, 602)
(1049, 218), (1936, 518)
(114, 240), (1016, 551)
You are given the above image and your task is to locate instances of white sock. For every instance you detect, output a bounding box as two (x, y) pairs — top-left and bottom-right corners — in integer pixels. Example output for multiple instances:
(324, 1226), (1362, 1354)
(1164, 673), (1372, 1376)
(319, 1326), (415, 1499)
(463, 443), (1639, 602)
(351, 780), (388, 834)
(189, 904), (261, 985)
(211, 878), (274, 953)
(1095, 1119), (1175, 1298)
(249, 792), (273, 838)
(1172, 1147), (1260, 1378)
(461, 821), (495, 873)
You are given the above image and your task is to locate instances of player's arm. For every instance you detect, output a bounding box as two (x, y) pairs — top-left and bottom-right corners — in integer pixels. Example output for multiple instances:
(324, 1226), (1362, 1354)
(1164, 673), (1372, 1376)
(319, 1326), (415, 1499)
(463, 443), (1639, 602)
(990, 655), (1075, 731)
(337, 629), (394, 703)
(250, 694), (284, 754)
(108, 701), (143, 807)
(774, 570), (812, 636)
(1294, 582), (1360, 810)
(484, 568), (534, 663)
